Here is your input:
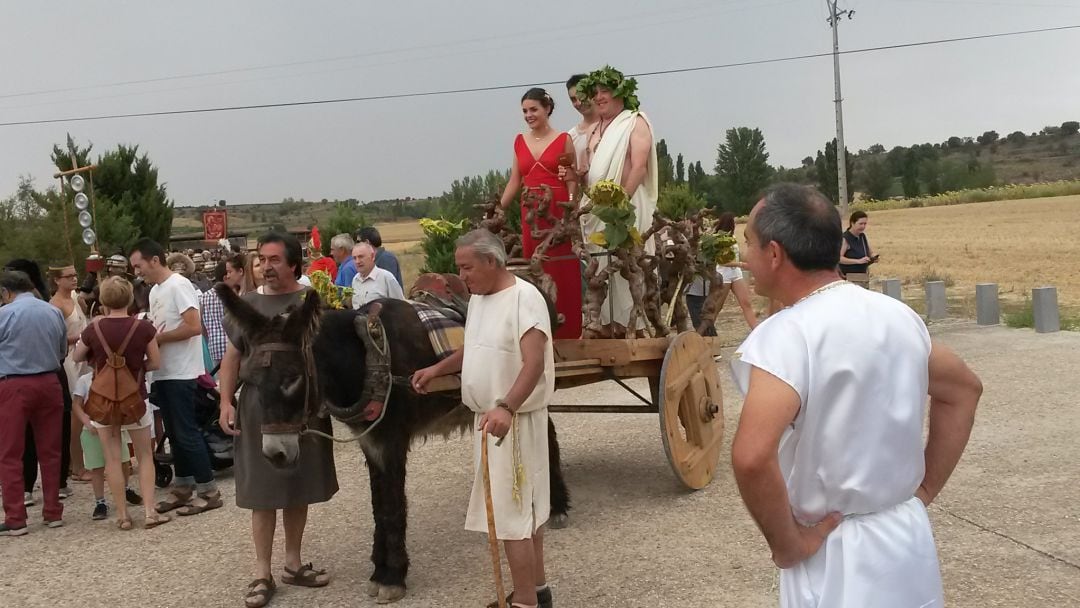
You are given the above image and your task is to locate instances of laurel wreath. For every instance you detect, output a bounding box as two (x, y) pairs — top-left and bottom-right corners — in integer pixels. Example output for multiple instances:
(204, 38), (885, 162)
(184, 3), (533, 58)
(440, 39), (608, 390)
(575, 65), (640, 112)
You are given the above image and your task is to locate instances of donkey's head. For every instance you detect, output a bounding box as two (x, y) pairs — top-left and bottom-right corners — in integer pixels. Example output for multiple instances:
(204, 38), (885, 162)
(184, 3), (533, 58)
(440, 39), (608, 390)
(216, 284), (321, 468)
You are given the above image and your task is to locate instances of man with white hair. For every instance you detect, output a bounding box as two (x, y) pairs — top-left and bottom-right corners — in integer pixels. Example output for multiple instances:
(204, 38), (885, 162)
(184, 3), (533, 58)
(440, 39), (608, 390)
(412, 229), (555, 608)
(350, 242), (403, 309)
(330, 234), (357, 288)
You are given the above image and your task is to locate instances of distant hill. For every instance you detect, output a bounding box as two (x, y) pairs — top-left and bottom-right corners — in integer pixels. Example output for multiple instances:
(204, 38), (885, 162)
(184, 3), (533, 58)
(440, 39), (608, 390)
(172, 124), (1080, 235)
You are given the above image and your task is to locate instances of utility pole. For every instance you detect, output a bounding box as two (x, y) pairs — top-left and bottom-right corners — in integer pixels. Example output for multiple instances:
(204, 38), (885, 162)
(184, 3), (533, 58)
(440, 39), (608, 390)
(827, 0), (854, 217)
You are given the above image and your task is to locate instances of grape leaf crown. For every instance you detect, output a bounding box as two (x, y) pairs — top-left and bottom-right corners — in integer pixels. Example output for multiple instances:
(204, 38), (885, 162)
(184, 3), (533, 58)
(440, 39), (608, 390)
(575, 65), (640, 112)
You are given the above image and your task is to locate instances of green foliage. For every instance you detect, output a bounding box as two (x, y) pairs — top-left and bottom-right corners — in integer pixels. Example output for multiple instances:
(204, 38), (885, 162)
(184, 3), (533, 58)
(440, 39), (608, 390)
(858, 156), (894, 200)
(699, 231), (738, 265)
(418, 218), (469, 274)
(976, 130), (999, 145)
(714, 127), (774, 215)
(675, 154), (685, 184)
(855, 179), (1080, 212)
(319, 201), (369, 256)
(814, 139), (854, 204)
(657, 184), (706, 219)
(575, 65), (640, 111)
(656, 139), (674, 190)
(435, 170), (508, 221)
(1005, 131), (1028, 145)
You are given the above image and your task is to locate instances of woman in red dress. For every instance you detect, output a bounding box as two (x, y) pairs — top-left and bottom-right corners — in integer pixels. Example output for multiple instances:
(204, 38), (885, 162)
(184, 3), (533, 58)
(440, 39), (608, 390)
(499, 88), (582, 339)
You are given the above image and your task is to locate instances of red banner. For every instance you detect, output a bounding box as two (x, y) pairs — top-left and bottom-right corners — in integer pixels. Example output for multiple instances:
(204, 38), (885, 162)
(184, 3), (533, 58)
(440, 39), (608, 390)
(203, 210), (227, 241)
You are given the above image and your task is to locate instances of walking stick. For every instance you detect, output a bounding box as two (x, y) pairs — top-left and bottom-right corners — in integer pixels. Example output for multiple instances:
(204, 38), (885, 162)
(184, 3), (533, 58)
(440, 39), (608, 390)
(481, 429), (508, 608)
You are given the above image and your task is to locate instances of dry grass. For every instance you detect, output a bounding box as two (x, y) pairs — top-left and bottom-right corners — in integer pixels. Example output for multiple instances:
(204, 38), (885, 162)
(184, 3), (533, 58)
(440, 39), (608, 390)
(374, 221), (424, 287)
(866, 195), (1080, 307)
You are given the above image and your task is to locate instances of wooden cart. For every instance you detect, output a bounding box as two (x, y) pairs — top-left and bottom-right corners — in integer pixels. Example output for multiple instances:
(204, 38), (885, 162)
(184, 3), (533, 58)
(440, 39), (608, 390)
(548, 332), (726, 490)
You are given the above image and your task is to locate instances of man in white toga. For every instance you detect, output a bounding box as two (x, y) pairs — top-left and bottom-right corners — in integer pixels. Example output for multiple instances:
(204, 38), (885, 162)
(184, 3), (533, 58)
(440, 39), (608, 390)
(412, 229), (555, 608)
(572, 65), (658, 336)
(730, 183), (982, 608)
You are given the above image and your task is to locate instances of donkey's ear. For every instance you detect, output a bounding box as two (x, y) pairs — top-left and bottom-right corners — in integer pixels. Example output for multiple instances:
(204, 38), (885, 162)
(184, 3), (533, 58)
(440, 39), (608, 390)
(216, 283), (267, 335)
(284, 289), (322, 342)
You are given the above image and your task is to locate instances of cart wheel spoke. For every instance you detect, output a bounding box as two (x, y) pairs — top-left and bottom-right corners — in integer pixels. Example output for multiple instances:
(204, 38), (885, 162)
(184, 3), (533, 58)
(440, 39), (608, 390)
(658, 331), (725, 490)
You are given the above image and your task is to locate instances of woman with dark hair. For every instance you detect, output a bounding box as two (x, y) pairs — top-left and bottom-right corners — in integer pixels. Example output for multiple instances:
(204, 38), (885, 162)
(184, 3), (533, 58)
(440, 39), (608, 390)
(498, 87), (582, 338)
(839, 210), (877, 288)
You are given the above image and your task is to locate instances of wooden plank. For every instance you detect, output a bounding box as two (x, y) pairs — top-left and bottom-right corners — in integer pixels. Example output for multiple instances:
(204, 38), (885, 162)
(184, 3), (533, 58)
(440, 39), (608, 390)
(553, 337), (672, 367)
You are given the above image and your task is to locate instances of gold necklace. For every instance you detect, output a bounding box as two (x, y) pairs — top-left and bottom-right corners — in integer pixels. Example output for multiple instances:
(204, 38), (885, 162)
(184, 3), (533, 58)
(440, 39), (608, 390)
(792, 279), (847, 307)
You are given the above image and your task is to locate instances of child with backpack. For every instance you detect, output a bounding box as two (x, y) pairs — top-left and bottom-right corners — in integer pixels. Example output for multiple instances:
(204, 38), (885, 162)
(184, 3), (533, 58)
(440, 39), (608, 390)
(72, 276), (170, 530)
(71, 372), (145, 520)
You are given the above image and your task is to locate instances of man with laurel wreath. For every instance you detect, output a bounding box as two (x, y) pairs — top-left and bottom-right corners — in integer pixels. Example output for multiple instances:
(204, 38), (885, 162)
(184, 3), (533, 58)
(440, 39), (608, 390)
(570, 66), (658, 336)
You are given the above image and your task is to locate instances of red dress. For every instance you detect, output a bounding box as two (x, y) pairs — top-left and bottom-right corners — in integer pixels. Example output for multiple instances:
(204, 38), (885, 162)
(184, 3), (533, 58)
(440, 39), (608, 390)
(515, 133), (582, 339)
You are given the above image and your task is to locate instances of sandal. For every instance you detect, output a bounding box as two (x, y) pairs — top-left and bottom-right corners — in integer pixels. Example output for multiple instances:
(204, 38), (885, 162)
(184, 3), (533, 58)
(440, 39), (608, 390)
(488, 587), (552, 608)
(177, 490), (223, 516)
(155, 488), (193, 514)
(244, 578), (276, 608)
(116, 516), (133, 531)
(70, 471), (93, 484)
(144, 513), (171, 529)
(282, 563), (330, 588)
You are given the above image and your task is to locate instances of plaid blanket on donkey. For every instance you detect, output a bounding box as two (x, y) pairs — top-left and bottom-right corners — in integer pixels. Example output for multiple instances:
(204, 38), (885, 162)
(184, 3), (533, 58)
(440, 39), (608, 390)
(410, 301), (464, 361)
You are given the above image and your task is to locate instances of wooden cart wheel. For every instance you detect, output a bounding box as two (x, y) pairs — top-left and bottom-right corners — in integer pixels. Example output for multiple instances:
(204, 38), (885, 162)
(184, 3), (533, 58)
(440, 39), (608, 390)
(658, 331), (724, 489)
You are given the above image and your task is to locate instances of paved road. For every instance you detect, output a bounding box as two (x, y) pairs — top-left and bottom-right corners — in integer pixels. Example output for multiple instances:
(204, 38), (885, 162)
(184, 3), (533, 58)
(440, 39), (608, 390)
(2, 322), (1078, 607)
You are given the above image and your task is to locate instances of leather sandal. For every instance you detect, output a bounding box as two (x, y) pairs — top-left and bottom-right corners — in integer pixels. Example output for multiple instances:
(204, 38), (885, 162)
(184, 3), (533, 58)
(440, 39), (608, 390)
(155, 488), (193, 514)
(177, 490), (223, 516)
(488, 587), (552, 608)
(144, 513), (171, 529)
(244, 578), (275, 608)
(116, 516), (133, 531)
(282, 563), (330, 587)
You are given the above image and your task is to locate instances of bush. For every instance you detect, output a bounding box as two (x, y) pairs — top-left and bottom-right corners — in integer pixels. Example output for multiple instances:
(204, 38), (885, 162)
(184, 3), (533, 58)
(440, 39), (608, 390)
(418, 218), (469, 274)
(854, 179), (1080, 212)
(657, 184), (706, 218)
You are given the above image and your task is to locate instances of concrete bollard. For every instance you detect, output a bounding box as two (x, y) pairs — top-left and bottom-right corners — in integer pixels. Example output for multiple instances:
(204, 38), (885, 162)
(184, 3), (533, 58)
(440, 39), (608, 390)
(975, 283), (1000, 326)
(881, 278), (902, 301)
(925, 281), (947, 320)
(1032, 287), (1060, 333)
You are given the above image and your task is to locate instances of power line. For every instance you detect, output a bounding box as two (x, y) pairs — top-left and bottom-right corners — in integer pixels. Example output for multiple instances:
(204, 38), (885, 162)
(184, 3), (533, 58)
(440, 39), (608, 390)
(0, 0), (758, 102)
(0, 0), (793, 112)
(1, 23), (1076, 129)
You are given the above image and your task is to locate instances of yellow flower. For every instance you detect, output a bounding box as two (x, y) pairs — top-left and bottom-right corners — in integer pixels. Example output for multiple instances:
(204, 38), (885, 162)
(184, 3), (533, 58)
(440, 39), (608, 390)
(589, 232), (608, 247)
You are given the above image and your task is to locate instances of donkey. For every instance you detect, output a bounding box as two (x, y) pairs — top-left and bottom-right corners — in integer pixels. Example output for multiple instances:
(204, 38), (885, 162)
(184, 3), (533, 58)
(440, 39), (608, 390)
(217, 286), (571, 604)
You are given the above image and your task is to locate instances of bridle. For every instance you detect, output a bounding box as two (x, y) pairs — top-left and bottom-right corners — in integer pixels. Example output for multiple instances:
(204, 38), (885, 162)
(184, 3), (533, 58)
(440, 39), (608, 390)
(251, 341), (321, 436)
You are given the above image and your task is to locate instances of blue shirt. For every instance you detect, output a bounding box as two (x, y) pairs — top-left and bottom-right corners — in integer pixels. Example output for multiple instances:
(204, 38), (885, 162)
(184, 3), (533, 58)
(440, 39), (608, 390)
(335, 256), (358, 288)
(0, 293), (67, 376)
(375, 248), (403, 288)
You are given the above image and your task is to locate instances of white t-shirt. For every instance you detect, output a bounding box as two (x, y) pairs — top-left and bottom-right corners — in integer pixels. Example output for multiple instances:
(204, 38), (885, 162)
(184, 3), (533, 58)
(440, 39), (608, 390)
(461, 277), (554, 414)
(72, 373), (93, 401)
(148, 273), (204, 381)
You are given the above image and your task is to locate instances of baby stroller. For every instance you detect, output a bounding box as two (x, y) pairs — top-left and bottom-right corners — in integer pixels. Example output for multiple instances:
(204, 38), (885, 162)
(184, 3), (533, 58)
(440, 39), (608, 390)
(153, 368), (235, 488)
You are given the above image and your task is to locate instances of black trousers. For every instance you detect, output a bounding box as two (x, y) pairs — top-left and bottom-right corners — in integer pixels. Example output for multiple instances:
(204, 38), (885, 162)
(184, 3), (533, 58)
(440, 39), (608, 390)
(22, 369), (72, 490)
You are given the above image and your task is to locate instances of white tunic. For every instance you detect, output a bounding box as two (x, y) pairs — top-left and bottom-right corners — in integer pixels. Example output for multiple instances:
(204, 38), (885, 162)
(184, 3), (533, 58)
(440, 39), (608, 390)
(732, 282), (943, 608)
(462, 277), (554, 540)
(580, 109), (659, 329)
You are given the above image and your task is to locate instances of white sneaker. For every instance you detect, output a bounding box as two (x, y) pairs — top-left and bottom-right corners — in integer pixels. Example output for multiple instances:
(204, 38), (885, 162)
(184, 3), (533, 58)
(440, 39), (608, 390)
(23, 492), (34, 507)
(58, 486), (73, 499)
(45, 519), (64, 529)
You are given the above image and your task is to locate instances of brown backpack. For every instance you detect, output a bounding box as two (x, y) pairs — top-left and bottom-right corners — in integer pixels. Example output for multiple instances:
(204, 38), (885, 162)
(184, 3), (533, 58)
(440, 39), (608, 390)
(84, 319), (147, 426)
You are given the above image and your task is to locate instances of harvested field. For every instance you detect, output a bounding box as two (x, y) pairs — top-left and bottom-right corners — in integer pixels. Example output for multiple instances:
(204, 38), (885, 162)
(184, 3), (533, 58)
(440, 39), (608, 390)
(866, 195), (1080, 306)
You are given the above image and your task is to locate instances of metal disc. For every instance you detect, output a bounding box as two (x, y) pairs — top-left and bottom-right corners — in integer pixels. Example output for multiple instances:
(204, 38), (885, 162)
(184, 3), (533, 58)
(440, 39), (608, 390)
(81, 228), (96, 245)
(74, 192), (89, 210)
(70, 174), (85, 192)
(78, 210), (93, 228)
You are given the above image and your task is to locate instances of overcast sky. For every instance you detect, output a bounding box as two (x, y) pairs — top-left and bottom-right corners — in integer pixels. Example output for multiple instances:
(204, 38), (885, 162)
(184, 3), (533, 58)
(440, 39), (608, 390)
(2, 0), (1078, 207)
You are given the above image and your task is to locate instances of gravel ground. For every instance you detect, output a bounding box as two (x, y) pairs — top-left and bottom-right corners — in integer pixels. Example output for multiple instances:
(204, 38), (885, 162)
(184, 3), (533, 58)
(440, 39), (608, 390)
(2, 322), (1078, 607)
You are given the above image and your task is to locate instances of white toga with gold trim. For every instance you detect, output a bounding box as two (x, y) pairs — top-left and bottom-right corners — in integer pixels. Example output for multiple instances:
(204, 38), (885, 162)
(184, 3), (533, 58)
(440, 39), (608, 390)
(580, 109), (658, 329)
(462, 277), (554, 540)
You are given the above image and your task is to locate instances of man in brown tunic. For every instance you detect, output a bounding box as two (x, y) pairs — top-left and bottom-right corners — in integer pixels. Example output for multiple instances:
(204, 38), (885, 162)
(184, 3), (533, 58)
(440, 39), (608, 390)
(219, 232), (338, 608)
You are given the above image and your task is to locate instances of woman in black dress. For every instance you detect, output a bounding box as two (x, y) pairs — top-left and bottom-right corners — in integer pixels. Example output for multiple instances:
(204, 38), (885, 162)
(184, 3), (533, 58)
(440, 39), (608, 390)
(839, 210), (877, 288)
